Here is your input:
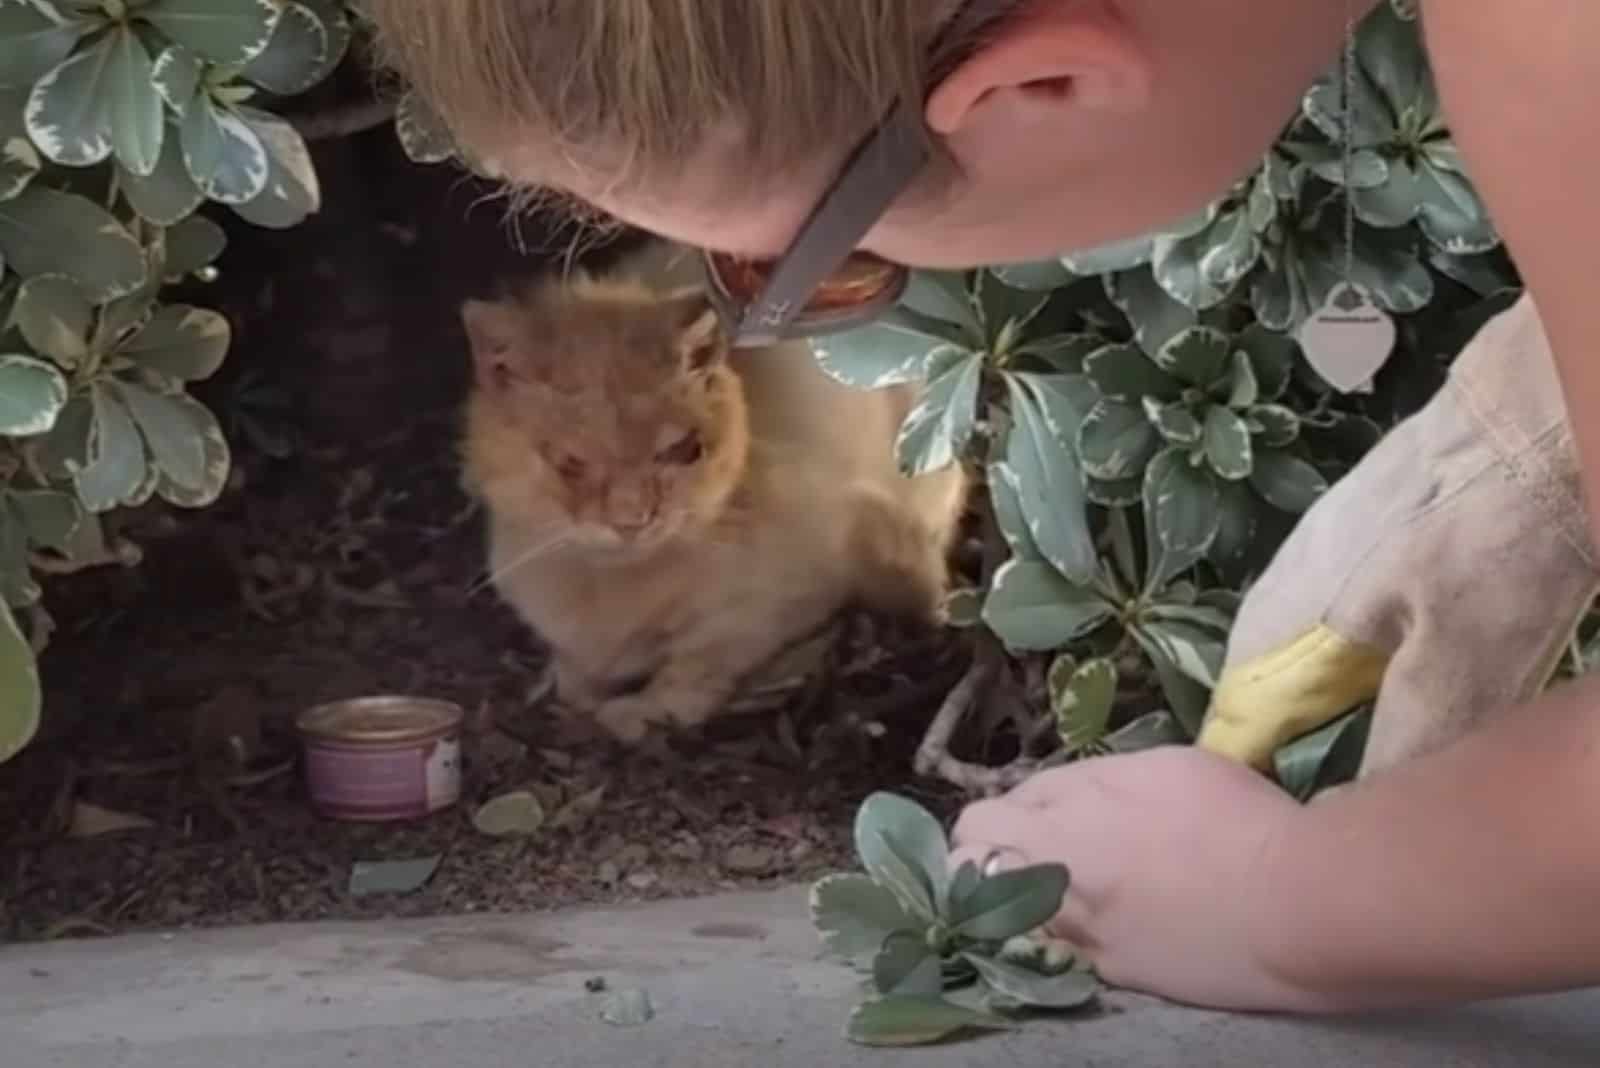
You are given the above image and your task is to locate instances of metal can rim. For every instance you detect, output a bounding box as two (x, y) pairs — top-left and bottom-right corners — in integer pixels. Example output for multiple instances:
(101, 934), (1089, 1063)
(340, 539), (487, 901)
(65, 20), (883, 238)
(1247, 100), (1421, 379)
(295, 695), (464, 746)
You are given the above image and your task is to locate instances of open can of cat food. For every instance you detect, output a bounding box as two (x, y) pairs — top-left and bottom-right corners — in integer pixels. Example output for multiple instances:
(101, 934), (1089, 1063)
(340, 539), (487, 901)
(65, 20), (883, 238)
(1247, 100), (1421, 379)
(296, 696), (463, 822)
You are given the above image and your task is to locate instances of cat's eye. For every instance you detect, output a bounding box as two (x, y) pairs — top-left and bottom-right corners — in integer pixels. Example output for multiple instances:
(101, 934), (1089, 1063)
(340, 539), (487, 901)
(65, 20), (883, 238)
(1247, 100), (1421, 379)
(656, 433), (703, 466)
(552, 453), (587, 481)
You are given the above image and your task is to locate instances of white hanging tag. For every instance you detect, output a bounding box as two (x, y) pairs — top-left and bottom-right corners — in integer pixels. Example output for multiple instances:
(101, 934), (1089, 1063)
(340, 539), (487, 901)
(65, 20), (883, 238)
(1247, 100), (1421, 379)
(1296, 282), (1395, 394)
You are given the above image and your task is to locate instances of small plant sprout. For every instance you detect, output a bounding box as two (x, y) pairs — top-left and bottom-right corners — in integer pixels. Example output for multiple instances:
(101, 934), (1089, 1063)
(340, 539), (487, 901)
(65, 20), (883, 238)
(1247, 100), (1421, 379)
(810, 792), (1099, 1047)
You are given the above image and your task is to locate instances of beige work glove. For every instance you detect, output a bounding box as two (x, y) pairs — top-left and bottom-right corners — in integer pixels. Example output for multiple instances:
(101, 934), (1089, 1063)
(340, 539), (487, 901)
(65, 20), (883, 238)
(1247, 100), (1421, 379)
(1197, 293), (1600, 778)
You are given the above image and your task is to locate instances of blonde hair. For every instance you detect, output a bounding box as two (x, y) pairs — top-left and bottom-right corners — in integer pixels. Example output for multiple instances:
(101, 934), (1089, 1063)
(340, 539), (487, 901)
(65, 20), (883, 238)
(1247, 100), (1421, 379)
(363, 0), (1020, 195)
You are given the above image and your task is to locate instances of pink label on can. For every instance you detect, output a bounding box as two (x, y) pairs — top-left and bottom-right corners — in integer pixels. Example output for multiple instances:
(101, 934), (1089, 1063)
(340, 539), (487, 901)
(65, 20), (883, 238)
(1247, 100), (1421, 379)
(305, 744), (429, 819)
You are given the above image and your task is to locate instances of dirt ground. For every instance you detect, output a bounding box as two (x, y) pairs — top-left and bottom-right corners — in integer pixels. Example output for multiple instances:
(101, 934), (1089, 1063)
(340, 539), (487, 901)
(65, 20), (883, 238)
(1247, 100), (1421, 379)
(0, 125), (974, 944)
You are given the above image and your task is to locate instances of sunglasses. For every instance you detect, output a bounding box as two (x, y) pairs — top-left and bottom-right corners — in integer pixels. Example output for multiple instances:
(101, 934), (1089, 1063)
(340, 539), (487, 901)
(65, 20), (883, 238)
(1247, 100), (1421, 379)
(701, 0), (1003, 348)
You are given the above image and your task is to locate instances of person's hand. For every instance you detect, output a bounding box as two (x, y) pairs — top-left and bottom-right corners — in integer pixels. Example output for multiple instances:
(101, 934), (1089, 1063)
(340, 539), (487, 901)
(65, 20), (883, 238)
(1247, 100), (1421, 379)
(949, 745), (1324, 1012)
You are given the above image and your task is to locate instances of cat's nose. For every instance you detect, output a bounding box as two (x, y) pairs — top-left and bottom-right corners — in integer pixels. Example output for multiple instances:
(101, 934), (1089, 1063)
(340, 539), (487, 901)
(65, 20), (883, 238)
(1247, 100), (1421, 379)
(607, 490), (657, 533)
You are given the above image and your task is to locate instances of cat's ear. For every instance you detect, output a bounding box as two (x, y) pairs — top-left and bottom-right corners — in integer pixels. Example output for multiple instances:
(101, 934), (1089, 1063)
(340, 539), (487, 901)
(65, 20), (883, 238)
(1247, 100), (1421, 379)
(460, 298), (529, 389)
(668, 292), (726, 373)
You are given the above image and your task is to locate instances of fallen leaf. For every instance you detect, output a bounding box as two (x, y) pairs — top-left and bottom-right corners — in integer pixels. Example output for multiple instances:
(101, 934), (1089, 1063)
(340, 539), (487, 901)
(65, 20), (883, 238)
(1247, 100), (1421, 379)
(472, 790), (546, 837)
(348, 855), (441, 897)
(68, 801), (154, 838)
(547, 783), (607, 830)
(600, 987), (654, 1026)
(722, 843), (776, 875)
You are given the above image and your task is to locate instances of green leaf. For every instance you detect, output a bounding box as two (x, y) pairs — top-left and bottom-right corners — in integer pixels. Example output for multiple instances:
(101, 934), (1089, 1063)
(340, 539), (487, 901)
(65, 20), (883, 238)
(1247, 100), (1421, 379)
(944, 860), (981, 919)
(0, 1), (92, 89)
(0, 186), (146, 301)
(845, 996), (1010, 1047)
(1049, 655), (1117, 754)
(163, 213), (227, 277)
(139, 0), (282, 66)
(240, 1), (331, 95)
(150, 391), (229, 508)
(1234, 323), (1296, 400)
(9, 487), (79, 553)
(952, 863), (1070, 941)
(1248, 403), (1299, 446)
(901, 270), (980, 337)
(873, 932), (943, 998)
(962, 952), (1099, 1010)
(1076, 398), (1159, 481)
(1132, 629), (1213, 737)
(810, 873), (920, 967)
(0, 352), (67, 436)
(229, 106), (322, 228)
(1154, 326), (1231, 388)
(105, 26), (163, 176)
(295, 0), (352, 86)
(1202, 406), (1252, 481)
(1414, 161), (1497, 254)
(1207, 478), (1260, 568)
(1351, 159), (1422, 228)
(150, 44), (202, 114)
(1349, 232), (1434, 314)
(990, 258), (1073, 291)
(0, 123), (42, 202)
(1000, 373), (1096, 583)
(1103, 710), (1188, 753)
(1197, 207), (1261, 291)
(28, 389), (91, 479)
(981, 559), (1114, 652)
(1061, 232), (1154, 275)
(180, 93), (269, 204)
(119, 303), (229, 381)
(985, 460), (1041, 561)
(853, 792), (948, 922)
(74, 380), (147, 511)
(1274, 708), (1372, 801)
(1144, 397), (1202, 446)
(1250, 449), (1328, 514)
(118, 118), (202, 225)
(1015, 332), (1101, 375)
(1082, 341), (1179, 403)
(1085, 474), (1141, 507)
(1225, 349), (1258, 408)
(1105, 268), (1196, 358)
(894, 350), (982, 476)
(113, 379), (208, 489)
(1137, 618), (1225, 689)
(394, 88), (456, 164)
(13, 273), (91, 367)
(812, 309), (956, 389)
(0, 596), (39, 765)
(23, 31), (113, 166)
(1143, 446), (1220, 559)
(1151, 229), (1230, 310)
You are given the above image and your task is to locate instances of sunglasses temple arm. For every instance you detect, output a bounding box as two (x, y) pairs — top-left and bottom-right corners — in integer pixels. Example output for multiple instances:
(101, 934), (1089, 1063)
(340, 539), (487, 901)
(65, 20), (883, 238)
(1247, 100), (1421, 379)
(730, 98), (930, 345)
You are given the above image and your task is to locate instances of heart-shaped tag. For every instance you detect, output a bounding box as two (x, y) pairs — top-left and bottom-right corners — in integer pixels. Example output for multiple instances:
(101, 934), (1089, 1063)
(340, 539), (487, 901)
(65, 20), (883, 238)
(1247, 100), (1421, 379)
(1296, 282), (1396, 393)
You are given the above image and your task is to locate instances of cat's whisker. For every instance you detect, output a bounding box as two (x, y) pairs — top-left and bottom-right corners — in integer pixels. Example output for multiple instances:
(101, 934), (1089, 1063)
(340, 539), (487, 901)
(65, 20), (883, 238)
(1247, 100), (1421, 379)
(467, 527), (574, 595)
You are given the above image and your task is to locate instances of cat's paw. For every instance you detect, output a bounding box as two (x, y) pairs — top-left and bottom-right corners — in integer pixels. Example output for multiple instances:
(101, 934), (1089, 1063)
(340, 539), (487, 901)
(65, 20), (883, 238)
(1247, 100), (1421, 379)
(591, 688), (724, 743)
(591, 695), (666, 744)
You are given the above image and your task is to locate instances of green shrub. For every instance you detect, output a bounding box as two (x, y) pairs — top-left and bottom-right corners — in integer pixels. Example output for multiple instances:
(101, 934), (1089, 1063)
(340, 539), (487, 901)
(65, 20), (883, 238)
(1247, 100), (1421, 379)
(811, 0), (1521, 789)
(0, 0), (355, 763)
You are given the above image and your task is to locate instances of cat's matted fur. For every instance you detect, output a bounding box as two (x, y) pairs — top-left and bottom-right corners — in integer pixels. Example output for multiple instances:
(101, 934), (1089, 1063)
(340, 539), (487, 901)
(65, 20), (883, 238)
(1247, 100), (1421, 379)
(459, 250), (968, 742)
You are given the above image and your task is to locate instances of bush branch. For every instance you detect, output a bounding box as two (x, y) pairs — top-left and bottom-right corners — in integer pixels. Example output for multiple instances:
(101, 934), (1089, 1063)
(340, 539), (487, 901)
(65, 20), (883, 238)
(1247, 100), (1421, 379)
(288, 97), (397, 142)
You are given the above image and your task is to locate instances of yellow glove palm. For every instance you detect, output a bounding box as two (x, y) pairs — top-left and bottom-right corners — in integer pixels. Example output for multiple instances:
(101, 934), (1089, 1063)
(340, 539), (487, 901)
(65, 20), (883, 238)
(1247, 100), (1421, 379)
(1198, 295), (1600, 778)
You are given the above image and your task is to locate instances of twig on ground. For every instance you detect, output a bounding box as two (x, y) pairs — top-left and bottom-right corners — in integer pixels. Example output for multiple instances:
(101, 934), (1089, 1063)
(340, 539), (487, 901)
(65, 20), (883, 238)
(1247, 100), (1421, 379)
(288, 97), (397, 141)
(29, 538), (142, 574)
(912, 640), (1039, 795)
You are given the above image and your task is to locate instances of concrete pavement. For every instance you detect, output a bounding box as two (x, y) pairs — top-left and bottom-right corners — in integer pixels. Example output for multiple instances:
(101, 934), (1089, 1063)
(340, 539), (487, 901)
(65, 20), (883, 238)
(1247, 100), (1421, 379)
(5, 883), (1600, 1066)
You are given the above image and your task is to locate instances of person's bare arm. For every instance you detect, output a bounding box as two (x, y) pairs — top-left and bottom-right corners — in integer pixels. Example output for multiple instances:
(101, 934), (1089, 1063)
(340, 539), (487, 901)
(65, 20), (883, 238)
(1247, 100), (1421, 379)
(1248, 0), (1600, 1008)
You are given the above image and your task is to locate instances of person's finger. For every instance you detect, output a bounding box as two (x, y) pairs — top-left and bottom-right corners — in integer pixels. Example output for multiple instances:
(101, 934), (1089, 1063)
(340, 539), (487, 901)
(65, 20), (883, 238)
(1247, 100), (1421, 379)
(947, 798), (1105, 951)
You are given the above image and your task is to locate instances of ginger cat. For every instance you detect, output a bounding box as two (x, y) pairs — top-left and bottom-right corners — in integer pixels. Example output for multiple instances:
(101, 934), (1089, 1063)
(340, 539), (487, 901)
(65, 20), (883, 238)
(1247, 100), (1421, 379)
(458, 249), (968, 743)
